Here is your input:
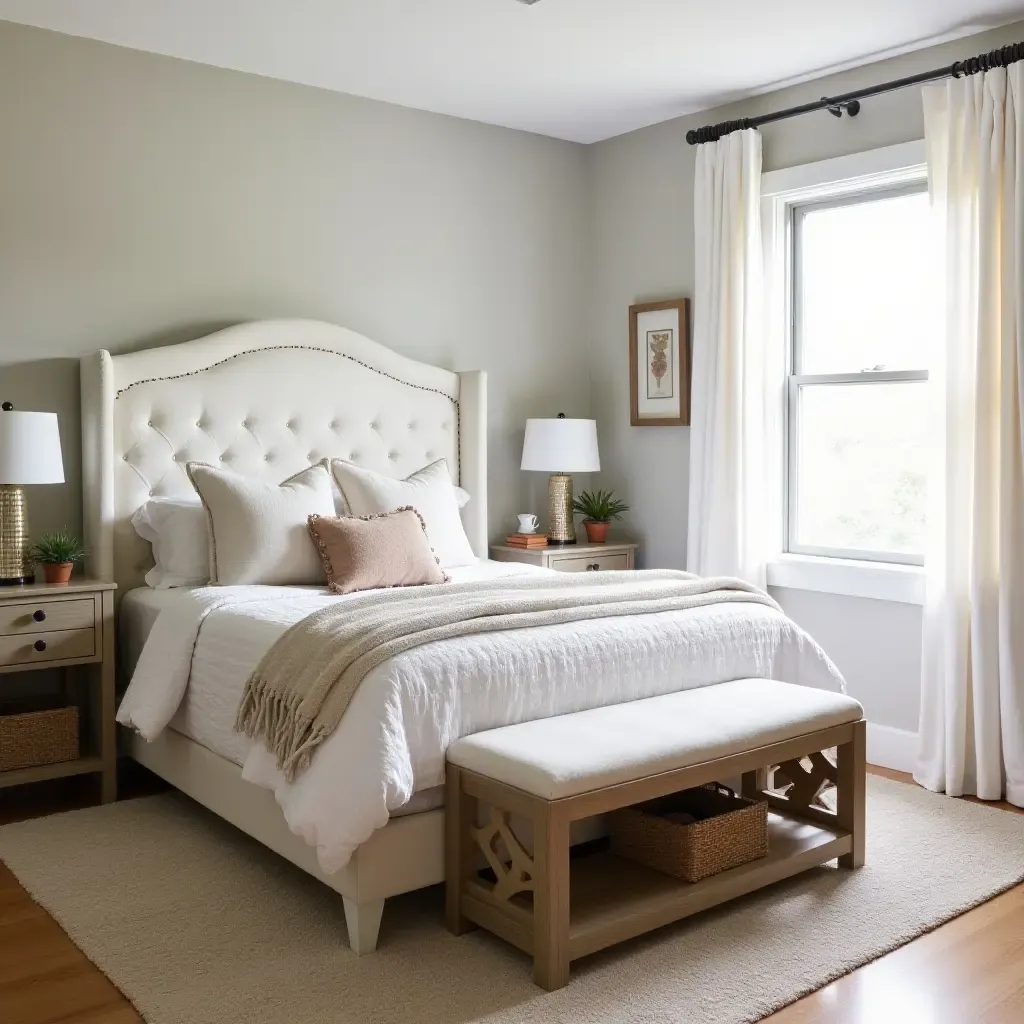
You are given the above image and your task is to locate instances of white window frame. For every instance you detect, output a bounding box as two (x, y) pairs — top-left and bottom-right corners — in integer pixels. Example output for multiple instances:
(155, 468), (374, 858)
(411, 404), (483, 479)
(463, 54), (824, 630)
(788, 182), (929, 566)
(761, 141), (929, 603)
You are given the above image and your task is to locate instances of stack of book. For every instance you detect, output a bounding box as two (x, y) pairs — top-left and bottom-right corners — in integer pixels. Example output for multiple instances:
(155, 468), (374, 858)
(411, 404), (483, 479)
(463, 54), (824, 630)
(506, 533), (548, 549)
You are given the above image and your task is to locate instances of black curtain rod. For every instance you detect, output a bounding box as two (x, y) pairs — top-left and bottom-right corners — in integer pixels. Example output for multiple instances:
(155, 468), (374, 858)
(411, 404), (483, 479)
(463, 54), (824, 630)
(686, 40), (1024, 145)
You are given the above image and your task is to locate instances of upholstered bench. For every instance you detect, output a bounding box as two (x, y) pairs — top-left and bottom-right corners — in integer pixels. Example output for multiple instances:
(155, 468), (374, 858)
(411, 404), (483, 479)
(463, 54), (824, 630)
(445, 678), (865, 990)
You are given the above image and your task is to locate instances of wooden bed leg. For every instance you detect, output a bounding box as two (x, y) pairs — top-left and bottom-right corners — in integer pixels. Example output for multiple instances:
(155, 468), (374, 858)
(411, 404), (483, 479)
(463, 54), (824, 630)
(532, 802), (570, 991)
(343, 897), (385, 955)
(837, 719), (867, 869)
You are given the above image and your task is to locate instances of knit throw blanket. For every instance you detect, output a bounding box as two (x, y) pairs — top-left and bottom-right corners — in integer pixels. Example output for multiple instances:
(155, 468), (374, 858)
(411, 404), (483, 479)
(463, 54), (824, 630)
(235, 570), (780, 781)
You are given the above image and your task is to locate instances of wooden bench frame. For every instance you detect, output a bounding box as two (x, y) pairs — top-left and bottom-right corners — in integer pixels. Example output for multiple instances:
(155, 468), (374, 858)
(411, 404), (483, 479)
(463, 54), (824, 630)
(446, 718), (866, 990)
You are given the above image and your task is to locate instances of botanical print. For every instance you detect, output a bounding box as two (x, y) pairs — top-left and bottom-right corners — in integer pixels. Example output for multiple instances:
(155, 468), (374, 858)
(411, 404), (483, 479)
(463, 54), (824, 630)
(630, 298), (688, 426)
(646, 329), (674, 399)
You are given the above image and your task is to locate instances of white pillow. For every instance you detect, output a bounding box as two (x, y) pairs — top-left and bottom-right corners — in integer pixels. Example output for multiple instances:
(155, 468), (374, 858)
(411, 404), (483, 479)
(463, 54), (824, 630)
(328, 458), (477, 568)
(335, 479), (471, 514)
(131, 498), (211, 589)
(187, 462), (336, 585)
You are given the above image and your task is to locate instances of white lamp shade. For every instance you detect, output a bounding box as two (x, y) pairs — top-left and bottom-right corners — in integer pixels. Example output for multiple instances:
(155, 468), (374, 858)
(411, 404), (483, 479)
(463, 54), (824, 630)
(0, 410), (65, 485)
(521, 418), (600, 473)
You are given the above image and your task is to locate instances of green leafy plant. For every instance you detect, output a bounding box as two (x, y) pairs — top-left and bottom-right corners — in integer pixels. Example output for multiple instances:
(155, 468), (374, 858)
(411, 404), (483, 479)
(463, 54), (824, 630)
(572, 488), (630, 523)
(29, 529), (87, 566)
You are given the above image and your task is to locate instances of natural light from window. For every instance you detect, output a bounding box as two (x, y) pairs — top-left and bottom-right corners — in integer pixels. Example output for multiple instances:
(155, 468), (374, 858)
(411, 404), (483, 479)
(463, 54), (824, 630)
(789, 188), (940, 563)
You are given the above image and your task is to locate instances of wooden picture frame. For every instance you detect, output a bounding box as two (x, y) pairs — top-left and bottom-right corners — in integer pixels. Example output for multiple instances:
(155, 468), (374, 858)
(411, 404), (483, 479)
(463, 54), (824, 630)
(629, 298), (691, 426)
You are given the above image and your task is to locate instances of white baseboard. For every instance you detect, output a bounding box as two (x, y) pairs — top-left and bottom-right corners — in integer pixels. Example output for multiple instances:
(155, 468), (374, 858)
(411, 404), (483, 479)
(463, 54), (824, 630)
(866, 723), (918, 774)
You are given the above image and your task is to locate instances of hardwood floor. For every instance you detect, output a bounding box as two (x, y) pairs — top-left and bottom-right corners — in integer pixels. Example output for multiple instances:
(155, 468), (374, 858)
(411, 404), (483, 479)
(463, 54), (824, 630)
(0, 768), (161, 1024)
(0, 766), (1021, 1024)
(767, 766), (1024, 1024)
(0, 862), (141, 1024)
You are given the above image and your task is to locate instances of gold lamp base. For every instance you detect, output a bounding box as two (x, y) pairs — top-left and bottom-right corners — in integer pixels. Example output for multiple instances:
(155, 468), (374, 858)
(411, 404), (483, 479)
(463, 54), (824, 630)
(0, 484), (31, 585)
(547, 473), (577, 545)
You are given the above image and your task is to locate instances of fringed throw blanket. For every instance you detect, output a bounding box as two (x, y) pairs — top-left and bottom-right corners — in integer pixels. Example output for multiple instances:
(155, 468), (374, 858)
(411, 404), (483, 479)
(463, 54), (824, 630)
(236, 570), (779, 780)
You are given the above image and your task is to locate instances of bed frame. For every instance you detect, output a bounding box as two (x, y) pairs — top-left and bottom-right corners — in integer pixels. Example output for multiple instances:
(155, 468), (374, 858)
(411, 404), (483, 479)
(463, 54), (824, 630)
(80, 319), (488, 953)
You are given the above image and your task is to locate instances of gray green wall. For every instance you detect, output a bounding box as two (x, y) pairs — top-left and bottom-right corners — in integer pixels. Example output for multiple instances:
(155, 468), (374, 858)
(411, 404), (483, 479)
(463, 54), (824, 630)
(0, 20), (590, 543)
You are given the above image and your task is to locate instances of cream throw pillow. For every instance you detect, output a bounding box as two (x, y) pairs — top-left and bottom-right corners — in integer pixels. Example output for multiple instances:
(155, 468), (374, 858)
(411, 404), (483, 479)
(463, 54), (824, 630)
(327, 458), (477, 568)
(187, 463), (336, 585)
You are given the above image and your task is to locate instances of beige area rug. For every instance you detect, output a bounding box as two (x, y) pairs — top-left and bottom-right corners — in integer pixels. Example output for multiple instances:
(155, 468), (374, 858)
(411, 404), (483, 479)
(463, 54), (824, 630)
(2, 776), (1023, 1024)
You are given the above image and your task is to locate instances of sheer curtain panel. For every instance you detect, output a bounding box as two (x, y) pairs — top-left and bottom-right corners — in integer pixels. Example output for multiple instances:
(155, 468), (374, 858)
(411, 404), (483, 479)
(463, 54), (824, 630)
(686, 129), (767, 586)
(916, 65), (1024, 807)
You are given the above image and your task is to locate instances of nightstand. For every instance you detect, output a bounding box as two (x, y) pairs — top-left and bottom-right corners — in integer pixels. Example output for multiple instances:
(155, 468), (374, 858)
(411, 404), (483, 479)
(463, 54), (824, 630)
(490, 541), (638, 573)
(0, 578), (116, 802)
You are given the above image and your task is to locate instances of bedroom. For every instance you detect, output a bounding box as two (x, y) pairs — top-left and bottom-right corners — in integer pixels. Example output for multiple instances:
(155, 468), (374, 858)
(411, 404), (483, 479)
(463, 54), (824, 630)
(0, 1), (1022, 1021)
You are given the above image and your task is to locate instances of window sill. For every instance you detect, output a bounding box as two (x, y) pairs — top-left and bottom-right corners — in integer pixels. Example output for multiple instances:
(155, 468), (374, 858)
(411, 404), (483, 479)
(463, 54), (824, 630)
(766, 554), (924, 605)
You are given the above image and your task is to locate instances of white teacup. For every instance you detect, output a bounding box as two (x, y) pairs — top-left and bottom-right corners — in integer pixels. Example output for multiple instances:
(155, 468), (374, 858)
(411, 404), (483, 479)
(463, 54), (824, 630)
(517, 513), (539, 534)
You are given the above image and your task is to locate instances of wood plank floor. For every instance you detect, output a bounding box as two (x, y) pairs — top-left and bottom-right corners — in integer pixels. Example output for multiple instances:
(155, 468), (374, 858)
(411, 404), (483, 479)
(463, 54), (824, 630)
(768, 767), (1024, 1024)
(0, 771), (159, 1024)
(0, 766), (1021, 1024)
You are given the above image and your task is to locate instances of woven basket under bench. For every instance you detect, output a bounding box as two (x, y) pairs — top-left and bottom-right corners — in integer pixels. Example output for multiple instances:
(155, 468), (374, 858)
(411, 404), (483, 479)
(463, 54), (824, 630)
(610, 783), (768, 882)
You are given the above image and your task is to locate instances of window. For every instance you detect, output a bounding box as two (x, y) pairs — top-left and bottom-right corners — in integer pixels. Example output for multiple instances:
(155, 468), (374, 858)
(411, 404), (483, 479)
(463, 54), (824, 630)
(786, 183), (938, 566)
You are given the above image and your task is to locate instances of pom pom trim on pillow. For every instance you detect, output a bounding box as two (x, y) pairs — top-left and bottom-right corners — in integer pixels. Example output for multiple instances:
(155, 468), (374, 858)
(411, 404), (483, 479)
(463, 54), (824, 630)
(307, 506), (451, 596)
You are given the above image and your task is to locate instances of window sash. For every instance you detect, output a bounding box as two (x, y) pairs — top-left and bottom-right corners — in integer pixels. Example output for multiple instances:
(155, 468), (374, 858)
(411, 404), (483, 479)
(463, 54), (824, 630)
(785, 181), (931, 566)
(790, 181), (929, 377)
(785, 372), (928, 566)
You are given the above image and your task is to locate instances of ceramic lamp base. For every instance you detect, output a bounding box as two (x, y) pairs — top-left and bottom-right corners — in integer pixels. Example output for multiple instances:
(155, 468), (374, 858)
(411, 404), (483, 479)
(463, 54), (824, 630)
(0, 485), (30, 585)
(546, 473), (576, 545)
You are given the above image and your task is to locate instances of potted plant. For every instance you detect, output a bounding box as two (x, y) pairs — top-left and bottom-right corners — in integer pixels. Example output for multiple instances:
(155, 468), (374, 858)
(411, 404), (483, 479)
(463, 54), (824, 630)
(29, 530), (86, 585)
(572, 488), (630, 545)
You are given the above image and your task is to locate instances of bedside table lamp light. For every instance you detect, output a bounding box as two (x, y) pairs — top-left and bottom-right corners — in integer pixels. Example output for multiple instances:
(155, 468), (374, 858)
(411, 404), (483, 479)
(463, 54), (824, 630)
(0, 403), (65, 585)
(521, 415), (600, 545)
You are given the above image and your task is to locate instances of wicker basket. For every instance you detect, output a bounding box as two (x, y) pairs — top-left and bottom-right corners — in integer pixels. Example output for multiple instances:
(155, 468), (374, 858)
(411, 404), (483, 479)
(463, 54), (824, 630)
(610, 783), (768, 883)
(0, 706), (79, 772)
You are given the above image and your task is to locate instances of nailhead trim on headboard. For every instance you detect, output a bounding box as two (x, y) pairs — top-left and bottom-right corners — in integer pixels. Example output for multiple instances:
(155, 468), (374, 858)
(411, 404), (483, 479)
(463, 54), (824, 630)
(114, 343), (462, 476)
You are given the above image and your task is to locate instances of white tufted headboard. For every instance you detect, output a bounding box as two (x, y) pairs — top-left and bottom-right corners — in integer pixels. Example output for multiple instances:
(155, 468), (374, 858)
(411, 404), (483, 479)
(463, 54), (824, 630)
(80, 320), (487, 595)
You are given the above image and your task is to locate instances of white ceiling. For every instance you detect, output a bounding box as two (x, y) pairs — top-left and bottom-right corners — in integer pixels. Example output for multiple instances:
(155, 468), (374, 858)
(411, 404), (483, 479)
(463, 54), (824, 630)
(1, 0), (1023, 142)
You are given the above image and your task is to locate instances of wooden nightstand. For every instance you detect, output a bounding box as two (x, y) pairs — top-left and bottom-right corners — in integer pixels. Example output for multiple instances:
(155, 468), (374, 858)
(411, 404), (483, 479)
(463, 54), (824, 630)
(490, 541), (638, 573)
(0, 578), (116, 802)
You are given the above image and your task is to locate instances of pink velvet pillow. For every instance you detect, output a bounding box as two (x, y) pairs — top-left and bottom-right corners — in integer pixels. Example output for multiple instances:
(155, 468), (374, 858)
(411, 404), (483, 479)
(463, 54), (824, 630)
(307, 507), (450, 595)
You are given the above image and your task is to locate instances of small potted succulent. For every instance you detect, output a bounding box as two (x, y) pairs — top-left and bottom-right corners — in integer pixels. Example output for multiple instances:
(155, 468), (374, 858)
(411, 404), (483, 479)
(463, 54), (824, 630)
(572, 488), (630, 545)
(30, 530), (86, 585)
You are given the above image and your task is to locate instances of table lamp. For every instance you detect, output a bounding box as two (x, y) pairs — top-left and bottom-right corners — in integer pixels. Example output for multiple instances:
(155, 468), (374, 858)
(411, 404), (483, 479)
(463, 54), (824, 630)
(0, 402), (65, 585)
(521, 414), (600, 545)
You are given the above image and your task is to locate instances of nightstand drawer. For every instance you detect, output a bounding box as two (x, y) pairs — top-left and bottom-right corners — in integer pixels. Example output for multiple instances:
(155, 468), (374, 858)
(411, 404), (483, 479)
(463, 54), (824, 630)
(0, 628), (95, 667)
(0, 598), (94, 636)
(549, 553), (630, 573)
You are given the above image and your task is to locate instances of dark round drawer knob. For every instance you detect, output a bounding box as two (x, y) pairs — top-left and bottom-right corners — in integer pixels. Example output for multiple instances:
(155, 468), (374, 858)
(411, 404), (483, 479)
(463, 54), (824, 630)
(587, 563), (600, 571)
(32, 609), (46, 622)
(33, 639), (47, 652)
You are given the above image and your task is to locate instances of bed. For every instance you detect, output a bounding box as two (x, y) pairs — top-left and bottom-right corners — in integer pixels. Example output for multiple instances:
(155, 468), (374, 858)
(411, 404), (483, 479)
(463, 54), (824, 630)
(81, 319), (490, 952)
(82, 319), (845, 955)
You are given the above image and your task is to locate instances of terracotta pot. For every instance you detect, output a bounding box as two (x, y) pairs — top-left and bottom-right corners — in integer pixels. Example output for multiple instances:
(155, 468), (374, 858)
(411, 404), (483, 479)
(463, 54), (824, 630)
(583, 520), (610, 544)
(42, 562), (74, 585)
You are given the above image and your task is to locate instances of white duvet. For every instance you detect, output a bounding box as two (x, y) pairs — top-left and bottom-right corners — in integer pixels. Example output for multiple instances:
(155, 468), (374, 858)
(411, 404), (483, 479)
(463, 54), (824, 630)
(118, 561), (845, 873)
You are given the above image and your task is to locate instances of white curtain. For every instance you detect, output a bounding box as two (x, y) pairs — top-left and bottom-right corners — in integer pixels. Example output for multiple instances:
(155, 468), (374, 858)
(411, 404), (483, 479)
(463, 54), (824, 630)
(687, 129), (767, 586)
(916, 65), (1024, 807)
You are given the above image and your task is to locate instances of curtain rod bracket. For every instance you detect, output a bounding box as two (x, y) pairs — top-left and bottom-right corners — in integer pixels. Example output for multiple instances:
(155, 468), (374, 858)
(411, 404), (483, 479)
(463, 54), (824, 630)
(824, 97), (861, 118)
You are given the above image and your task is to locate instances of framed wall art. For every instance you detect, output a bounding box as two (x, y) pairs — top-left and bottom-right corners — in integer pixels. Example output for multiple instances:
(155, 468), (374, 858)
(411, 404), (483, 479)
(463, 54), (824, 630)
(628, 298), (691, 426)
